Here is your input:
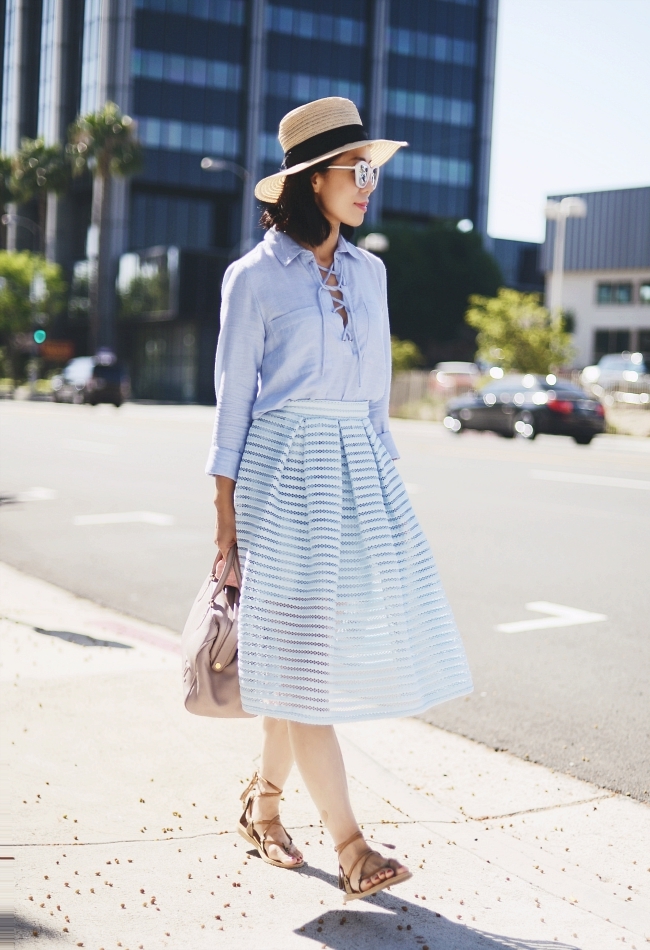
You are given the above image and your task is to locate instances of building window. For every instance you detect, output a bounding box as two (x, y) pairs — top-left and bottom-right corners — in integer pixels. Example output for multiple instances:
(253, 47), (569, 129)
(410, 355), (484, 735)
(594, 329), (631, 361)
(132, 49), (242, 91)
(266, 5), (366, 46)
(265, 70), (365, 108)
(130, 193), (214, 250)
(386, 150), (472, 187)
(134, 0), (245, 26)
(136, 116), (240, 157)
(386, 89), (474, 128)
(639, 281), (650, 304)
(388, 27), (477, 67)
(597, 282), (633, 304)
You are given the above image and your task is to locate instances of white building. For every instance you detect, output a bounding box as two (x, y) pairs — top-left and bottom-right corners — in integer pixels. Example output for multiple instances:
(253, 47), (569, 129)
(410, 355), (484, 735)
(542, 186), (650, 368)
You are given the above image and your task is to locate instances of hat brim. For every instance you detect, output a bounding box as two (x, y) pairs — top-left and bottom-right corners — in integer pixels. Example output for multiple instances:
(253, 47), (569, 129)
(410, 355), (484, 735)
(254, 139), (408, 203)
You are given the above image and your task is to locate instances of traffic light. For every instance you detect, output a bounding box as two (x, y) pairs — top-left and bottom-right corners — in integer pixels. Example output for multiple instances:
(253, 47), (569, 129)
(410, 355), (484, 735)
(33, 329), (46, 344)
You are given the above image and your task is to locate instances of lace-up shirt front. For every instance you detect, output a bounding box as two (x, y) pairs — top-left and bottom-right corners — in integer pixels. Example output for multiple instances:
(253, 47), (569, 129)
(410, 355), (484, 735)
(206, 227), (398, 480)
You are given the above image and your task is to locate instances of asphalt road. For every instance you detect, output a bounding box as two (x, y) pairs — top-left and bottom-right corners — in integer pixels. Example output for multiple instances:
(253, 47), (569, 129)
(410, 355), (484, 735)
(2, 401), (649, 801)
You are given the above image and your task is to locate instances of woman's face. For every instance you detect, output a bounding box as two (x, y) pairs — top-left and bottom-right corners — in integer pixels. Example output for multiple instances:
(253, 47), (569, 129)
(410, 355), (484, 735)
(311, 147), (375, 229)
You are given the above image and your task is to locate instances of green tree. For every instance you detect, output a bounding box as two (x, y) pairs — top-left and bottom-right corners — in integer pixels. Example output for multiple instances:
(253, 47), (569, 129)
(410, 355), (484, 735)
(465, 288), (574, 375)
(358, 220), (502, 362)
(68, 102), (143, 351)
(0, 153), (13, 212)
(391, 336), (424, 374)
(0, 250), (66, 379)
(10, 139), (69, 250)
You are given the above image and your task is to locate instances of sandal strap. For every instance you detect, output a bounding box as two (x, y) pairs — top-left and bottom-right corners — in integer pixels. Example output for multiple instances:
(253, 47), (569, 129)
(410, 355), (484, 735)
(239, 771), (283, 803)
(347, 847), (376, 889)
(335, 829), (364, 855)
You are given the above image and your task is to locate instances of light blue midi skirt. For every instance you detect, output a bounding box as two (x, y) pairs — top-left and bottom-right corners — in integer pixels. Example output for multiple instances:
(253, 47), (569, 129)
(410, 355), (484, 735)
(234, 399), (472, 724)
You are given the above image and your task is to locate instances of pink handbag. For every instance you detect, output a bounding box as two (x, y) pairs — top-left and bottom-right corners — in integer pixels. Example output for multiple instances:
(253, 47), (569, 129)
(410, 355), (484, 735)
(182, 545), (255, 718)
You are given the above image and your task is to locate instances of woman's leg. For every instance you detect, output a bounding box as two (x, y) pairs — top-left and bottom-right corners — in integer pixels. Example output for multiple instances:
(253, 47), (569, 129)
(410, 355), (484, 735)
(249, 717), (303, 866)
(287, 722), (409, 891)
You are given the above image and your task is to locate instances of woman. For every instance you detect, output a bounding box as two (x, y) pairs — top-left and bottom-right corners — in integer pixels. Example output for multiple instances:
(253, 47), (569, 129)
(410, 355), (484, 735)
(206, 97), (472, 902)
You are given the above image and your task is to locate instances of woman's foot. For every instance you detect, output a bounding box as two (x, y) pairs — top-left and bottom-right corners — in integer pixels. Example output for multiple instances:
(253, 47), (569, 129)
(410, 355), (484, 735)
(239, 773), (304, 868)
(336, 830), (411, 901)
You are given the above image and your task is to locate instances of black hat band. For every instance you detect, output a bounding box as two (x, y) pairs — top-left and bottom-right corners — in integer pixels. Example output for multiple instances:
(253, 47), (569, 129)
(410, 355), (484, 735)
(283, 123), (369, 169)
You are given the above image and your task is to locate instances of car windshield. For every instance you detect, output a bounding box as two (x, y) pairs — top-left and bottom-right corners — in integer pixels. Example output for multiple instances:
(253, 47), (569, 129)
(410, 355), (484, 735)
(599, 355), (646, 372)
(63, 357), (93, 384)
(542, 380), (584, 395)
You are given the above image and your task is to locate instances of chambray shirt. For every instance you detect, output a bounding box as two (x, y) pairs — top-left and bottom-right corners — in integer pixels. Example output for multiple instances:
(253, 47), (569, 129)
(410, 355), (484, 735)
(206, 227), (399, 480)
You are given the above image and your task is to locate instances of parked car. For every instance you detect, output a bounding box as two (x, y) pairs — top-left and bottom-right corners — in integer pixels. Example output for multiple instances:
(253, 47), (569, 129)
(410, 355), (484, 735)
(580, 352), (648, 389)
(51, 356), (130, 407)
(444, 373), (605, 444)
(429, 361), (479, 395)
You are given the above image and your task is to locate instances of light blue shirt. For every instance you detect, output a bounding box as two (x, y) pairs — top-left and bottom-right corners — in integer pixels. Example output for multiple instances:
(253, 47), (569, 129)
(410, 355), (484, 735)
(206, 227), (399, 479)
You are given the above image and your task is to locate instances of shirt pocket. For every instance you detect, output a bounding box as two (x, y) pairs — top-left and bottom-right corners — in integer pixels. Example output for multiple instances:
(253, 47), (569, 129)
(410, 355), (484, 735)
(263, 306), (321, 383)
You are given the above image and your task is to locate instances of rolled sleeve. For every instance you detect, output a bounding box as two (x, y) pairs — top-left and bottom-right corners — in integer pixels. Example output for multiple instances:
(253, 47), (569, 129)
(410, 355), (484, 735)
(368, 258), (400, 461)
(205, 264), (265, 478)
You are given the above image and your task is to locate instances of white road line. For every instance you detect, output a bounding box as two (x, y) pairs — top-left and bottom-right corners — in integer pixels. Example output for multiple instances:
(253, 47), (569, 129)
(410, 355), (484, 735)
(16, 487), (58, 501)
(531, 469), (650, 491)
(64, 439), (118, 455)
(73, 511), (175, 526)
(496, 602), (607, 633)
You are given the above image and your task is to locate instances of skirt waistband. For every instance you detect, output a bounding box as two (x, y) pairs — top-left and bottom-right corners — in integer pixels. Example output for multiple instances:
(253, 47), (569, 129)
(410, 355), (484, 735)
(281, 399), (369, 420)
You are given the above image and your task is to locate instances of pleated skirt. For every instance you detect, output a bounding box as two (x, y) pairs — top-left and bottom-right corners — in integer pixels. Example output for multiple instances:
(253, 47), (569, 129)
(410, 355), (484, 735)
(234, 399), (473, 724)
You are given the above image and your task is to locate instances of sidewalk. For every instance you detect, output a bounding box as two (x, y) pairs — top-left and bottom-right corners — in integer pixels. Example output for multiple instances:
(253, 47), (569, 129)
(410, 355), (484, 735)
(3, 561), (648, 949)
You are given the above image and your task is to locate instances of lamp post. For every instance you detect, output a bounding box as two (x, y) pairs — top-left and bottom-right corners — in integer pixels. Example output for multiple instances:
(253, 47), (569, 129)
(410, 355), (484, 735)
(544, 197), (587, 317)
(201, 157), (251, 257)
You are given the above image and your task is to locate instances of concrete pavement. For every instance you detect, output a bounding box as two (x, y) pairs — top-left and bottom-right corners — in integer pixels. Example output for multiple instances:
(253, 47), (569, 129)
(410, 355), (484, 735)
(4, 562), (649, 949)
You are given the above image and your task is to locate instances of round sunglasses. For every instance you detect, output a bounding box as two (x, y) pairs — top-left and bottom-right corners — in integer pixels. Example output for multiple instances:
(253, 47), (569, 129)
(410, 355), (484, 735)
(327, 159), (380, 190)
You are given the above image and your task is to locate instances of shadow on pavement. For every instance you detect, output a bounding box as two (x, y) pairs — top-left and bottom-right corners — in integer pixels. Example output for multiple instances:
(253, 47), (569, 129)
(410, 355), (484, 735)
(34, 626), (134, 648)
(294, 892), (579, 950)
(14, 913), (61, 940)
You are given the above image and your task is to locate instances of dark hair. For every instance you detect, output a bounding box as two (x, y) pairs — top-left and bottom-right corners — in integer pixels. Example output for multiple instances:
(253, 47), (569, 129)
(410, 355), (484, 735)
(260, 160), (354, 248)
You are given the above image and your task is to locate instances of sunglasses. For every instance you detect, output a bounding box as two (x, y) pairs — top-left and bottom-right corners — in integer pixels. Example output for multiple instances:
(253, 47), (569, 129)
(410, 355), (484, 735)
(327, 159), (380, 190)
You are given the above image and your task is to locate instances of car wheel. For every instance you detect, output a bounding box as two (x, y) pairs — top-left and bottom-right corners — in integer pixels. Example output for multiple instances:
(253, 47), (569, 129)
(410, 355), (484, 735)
(113, 400), (122, 408)
(514, 411), (536, 440)
(573, 433), (593, 445)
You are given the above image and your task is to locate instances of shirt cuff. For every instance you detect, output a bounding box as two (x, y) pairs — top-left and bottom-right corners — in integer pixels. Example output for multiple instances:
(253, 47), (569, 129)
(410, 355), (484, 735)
(205, 446), (242, 480)
(377, 430), (400, 460)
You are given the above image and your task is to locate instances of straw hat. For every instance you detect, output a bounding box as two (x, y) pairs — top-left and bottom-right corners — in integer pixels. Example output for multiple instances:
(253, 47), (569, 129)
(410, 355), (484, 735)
(254, 97), (407, 204)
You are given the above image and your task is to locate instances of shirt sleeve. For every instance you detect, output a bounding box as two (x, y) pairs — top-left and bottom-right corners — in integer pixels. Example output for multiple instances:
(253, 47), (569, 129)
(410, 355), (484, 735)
(368, 258), (400, 461)
(205, 264), (265, 479)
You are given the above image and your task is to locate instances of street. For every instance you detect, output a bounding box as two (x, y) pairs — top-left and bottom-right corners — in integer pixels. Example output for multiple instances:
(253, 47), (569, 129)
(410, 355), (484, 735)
(1, 400), (649, 800)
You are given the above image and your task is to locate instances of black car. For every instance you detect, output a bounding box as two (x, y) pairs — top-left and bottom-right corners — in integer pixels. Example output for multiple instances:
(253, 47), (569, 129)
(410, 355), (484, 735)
(444, 374), (606, 445)
(51, 356), (130, 407)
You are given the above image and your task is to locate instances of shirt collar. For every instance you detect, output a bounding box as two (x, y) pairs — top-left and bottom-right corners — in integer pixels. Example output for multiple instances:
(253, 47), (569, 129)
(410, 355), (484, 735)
(265, 227), (364, 266)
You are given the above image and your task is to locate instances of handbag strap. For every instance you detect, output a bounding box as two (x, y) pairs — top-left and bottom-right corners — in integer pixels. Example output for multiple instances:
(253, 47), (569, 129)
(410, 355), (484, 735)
(210, 544), (242, 596)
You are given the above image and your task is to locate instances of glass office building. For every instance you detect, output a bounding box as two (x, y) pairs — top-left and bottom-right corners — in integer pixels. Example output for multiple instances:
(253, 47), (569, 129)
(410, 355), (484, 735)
(2, 0), (498, 398)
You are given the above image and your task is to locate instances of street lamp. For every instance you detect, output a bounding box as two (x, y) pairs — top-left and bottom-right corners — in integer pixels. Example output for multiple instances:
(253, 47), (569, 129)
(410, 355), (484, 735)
(201, 158), (252, 257)
(544, 197), (587, 317)
(1, 212), (44, 250)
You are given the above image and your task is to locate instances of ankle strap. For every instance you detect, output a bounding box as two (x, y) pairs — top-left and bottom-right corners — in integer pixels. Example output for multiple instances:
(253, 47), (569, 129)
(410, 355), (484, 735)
(335, 829), (364, 854)
(240, 771), (282, 803)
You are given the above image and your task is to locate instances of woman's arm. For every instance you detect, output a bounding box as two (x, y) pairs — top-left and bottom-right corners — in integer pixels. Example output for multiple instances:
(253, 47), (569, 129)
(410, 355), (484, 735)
(214, 475), (237, 556)
(368, 259), (400, 460)
(205, 264), (266, 480)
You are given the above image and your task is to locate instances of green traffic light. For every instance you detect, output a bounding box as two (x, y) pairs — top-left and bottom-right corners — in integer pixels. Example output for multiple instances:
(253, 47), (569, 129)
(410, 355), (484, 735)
(34, 329), (46, 344)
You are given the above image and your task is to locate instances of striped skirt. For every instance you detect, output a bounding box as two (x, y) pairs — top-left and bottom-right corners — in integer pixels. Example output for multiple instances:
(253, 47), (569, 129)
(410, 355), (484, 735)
(234, 399), (472, 724)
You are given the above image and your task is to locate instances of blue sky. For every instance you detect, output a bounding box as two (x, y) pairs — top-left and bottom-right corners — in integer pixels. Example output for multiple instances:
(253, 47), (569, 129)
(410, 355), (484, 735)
(487, 0), (650, 243)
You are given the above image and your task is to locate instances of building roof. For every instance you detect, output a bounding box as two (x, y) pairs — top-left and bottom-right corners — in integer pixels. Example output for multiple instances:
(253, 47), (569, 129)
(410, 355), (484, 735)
(541, 186), (650, 272)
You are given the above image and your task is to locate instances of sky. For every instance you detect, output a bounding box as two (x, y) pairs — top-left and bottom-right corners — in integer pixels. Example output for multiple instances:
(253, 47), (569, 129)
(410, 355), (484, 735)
(487, 0), (650, 243)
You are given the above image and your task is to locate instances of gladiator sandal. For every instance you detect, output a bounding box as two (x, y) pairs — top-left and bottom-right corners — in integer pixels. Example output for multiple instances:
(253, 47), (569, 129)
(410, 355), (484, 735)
(335, 830), (412, 903)
(237, 772), (304, 869)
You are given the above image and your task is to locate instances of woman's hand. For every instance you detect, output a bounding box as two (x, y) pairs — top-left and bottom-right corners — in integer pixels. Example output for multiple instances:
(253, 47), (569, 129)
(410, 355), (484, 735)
(214, 475), (237, 558)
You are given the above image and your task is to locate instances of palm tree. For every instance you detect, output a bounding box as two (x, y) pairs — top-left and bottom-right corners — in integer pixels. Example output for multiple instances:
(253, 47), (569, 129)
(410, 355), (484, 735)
(10, 139), (69, 252)
(68, 101), (142, 352)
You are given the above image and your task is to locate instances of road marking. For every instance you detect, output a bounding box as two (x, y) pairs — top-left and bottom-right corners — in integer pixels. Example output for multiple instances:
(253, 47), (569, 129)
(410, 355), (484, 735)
(64, 439), (118, 455)
(73, 511), (175, 526)
(16, 487), (58, 501)
(496, 602), (607, 633)
(531, 469), (650, 491)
